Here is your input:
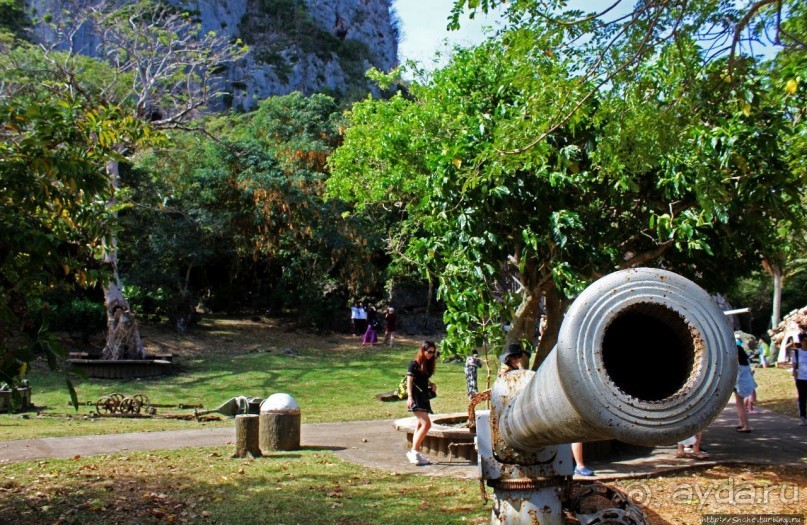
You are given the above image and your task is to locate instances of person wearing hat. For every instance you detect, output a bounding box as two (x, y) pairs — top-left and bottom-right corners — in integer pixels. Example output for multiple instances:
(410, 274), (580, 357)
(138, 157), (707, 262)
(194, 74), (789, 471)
(499, 342), (596, 476)
(499, 342), (531, 375)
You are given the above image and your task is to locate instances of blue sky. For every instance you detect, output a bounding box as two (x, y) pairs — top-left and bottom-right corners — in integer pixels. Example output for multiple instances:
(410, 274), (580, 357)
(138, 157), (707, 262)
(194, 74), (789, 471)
(393, 1), (779, 67)
(394, 0), (503, 67)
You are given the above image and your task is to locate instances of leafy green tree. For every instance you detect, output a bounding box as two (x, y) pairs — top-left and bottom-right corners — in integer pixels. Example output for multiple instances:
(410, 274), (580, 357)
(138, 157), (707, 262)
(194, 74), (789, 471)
(329, 30), (802, 366)
(759, 3), (807, 328)
(0, 0), (28, 41)
(228, 93), (382, 310)
(123, 93), (379, 329)
(116, 144), (236, 329)
(0, 92), (144, 397)
(7, 0), (247, 357)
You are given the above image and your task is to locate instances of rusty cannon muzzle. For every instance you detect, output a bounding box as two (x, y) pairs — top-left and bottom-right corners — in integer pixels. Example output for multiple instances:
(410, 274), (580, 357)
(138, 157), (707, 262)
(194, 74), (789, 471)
(497, 267), (737, 453)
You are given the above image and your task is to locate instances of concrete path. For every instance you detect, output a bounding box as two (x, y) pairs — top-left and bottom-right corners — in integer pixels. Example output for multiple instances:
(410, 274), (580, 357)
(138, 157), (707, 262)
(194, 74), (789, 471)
(1, 406), (804, 481)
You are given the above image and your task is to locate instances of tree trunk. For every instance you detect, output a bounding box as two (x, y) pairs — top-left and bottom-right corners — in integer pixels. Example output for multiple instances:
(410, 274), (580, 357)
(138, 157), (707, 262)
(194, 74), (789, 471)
(506, 284), (543, 350)
(504, 257), (549, 366)
(425, 276), (433, 316)
(762, 256), (784, 330)
(532, 281), (563, 370)
(102, 160), (146, 360)
(425, 275), (434, 331)
(771, 265), (783, 329)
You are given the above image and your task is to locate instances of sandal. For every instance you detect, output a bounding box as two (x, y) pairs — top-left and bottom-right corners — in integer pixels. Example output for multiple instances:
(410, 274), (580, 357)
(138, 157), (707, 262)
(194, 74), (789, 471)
(676, 452), (694, 459)
(692, 452), (710, 460)
(736, 428), (752, 433)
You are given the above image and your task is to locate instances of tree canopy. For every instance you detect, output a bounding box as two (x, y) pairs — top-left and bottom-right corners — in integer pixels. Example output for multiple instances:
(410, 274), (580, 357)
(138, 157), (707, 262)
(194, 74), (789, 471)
(0, 92), (145, 394)
(1, 0), (803, 389)
(122, 93), (380, 327)
(448, 0), (805, 153)
(328, 13), (804, 364)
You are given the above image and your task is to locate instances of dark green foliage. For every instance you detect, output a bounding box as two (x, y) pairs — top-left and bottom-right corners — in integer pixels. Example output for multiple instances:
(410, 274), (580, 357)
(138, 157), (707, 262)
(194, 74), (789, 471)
(119, 93), (381, 330)
(254, 51), (292, 83)
(329, 25), (804, 362)
(0, 86), (144, 390)
(118, 141), (243, 324)
(728, 271), (807, 335)
(0, 0), (29, 40)
(46, 298), (107, 342)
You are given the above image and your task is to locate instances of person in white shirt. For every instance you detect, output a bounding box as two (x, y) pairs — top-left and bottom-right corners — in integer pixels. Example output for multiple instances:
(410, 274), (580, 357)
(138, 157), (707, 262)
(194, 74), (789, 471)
(356, 304), (368, 335)
(350, 302), (360, 335)
(790, 333), (807, 426)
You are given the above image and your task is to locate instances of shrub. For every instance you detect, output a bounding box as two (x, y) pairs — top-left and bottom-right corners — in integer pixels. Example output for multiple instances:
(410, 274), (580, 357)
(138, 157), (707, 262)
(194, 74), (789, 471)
(48, 299), (107, 342)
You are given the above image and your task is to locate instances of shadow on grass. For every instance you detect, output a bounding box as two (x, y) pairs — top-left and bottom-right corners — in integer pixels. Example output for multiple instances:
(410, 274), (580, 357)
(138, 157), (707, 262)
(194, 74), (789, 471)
(16, 327), (471, 440)
(0, 450), (488, 525)
(299, 445), (347, 452)
(759, 399), (799, 419)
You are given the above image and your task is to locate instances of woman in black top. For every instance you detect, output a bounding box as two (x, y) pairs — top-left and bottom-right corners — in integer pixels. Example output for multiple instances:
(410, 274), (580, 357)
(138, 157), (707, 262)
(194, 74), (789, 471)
(406, 341), (438, 465)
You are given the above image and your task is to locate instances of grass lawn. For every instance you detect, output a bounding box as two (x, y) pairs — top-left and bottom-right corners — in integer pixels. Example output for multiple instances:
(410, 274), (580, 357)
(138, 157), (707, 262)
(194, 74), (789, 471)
(1, 317), (804, 524)
(1, 317), (800, 441)
(0, 446), (491, 524)
(0, 449), (803, 524)
(753, 366), (801, 418)
(1, 317), (499, 441)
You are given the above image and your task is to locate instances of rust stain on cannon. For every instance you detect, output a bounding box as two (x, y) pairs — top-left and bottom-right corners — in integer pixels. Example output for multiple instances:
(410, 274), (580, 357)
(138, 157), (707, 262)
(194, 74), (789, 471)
(527, 508), (547, 524)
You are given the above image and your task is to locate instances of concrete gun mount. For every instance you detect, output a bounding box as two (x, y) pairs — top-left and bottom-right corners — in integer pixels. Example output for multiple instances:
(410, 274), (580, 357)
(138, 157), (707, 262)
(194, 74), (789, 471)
(476, 268), (737, 524)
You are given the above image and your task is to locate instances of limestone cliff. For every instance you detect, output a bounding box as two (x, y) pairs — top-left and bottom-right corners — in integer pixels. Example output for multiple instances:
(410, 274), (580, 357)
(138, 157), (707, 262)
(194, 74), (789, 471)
(26, 0), (399, 110)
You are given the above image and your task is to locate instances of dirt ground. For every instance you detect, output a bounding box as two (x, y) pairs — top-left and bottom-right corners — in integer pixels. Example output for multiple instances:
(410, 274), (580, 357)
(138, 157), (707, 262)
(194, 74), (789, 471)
(613, 465), (806, 524)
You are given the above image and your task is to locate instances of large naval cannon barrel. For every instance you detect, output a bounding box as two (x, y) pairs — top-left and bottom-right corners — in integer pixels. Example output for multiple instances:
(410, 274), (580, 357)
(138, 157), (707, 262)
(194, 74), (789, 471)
(499, 267), (737, 451)
(477, 268), (737, 524)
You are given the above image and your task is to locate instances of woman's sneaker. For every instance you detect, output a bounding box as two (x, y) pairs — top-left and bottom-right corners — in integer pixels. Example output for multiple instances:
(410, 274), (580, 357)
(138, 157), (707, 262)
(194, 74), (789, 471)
(406, 450), (431, 465)
(800, 417), (807, 426)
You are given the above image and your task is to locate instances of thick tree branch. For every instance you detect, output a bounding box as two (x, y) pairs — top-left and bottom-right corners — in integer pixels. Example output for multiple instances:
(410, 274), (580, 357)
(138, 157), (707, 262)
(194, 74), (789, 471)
(618, 240), (674, 269)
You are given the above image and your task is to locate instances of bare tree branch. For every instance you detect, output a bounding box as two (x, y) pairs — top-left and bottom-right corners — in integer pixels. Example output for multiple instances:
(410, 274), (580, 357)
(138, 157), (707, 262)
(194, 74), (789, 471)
(530, 0), (625, 27)
(728, 0), (777, 71)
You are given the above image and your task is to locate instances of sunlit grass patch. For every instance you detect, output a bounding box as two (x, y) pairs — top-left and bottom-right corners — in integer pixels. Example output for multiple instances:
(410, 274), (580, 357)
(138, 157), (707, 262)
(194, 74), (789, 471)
(0, 447), (491, 524)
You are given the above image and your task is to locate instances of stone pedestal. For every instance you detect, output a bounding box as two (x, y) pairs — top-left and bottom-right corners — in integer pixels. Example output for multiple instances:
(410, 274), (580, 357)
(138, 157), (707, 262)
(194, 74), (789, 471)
(0, 386), (31, 413)
(259, 393), (301, 452)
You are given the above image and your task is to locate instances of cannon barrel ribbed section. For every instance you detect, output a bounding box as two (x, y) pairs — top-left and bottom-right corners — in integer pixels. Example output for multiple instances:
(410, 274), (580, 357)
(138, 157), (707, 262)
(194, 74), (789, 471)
(499, 268), (737, 450)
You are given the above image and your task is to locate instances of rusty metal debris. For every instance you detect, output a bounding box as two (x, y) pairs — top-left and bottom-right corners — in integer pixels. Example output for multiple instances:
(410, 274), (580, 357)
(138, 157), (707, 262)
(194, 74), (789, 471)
(566, 482), (647, 525)
(88, 394), (218, 420)
(467, 389), (490, 433)
(95, 393), (153, 416)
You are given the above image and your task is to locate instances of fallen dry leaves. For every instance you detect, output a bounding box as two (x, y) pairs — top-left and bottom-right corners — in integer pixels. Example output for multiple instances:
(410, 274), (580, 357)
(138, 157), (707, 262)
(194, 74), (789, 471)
(611, 465), (807, 525)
